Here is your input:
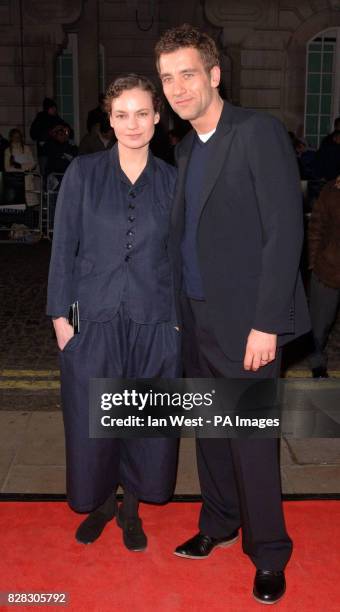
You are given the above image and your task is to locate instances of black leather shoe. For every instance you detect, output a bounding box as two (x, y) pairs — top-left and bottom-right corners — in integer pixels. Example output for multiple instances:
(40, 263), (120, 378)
(116, 506), (147, 551)
(253, 570), (286, 604)
(75, 509), (115, 544)
(174, 530), (239, 559)
(312, 367), (329, 378)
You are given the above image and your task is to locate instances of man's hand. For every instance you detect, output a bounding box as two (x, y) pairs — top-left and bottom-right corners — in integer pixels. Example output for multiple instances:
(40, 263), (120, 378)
(53, 317), (74, 351)
(244, 329), (277, 371)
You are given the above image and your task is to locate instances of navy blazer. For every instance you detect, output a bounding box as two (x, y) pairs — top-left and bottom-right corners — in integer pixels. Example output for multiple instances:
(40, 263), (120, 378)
(47, 146), (178, 324)
(171, 102), (311, 360)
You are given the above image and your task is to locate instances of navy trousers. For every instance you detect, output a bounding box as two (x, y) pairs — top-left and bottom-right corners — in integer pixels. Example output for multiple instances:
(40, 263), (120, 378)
(182, 297), (292, 571)
(59, 304), (180, 512)
(309, 271), (340, 369)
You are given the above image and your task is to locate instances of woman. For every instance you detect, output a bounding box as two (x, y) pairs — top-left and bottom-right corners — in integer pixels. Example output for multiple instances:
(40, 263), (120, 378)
(4, 128), (38, 206)
(47, 75), (180, 551)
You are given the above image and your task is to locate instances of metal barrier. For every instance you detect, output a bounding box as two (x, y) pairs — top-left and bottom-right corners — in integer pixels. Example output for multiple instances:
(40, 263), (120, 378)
(45, 173), (64, 240)
(0, 171), (43, 243)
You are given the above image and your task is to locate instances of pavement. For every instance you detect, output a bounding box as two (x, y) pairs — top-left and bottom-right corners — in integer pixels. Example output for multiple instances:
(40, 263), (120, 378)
(0, 241), (340, 497)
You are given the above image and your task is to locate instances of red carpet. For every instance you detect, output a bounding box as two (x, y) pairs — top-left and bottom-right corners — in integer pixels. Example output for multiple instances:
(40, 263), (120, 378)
(0, 501), (339, 611)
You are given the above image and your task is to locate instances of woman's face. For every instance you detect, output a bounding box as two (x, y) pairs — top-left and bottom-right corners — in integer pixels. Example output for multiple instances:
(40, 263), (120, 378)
(109, 87), (159, 151)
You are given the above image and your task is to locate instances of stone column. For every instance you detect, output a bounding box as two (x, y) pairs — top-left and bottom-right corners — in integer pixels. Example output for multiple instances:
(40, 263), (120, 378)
(227, 46), (242, 106)
(77, 0), (99, 138)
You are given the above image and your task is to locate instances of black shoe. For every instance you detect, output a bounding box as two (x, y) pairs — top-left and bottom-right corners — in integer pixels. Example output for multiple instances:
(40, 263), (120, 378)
(253, 570), (286, 605)
(75, 509), (115, 544)
(312, 367), (329, 378)
(116, 505), (147, 551)
(174, 530), (239, 559)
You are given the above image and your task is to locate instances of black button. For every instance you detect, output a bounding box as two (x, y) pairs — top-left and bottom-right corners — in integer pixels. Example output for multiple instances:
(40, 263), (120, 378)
(125, 254), (131, 261)
(130, 192), (136, 198)
(126, 243), (133, 250)
(126, 229), (134, 237)
(128, 203), (136, 209)
(128, 216), (135, 222)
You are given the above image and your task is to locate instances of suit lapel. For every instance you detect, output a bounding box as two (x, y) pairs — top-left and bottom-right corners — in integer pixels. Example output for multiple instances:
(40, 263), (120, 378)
(171, 130), (195, 234)
(198, 126), (234, 216)
(172, 102), (235, 233)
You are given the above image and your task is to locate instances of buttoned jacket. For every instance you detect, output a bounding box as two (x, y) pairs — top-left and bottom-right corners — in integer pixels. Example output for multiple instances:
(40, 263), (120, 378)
(47, 145), (177, 324)
(170, 101), (311, 359)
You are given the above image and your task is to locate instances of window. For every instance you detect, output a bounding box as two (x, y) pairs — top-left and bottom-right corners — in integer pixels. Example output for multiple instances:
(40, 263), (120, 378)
(55, 33), (79, 143)
(304, 29), (340, 148)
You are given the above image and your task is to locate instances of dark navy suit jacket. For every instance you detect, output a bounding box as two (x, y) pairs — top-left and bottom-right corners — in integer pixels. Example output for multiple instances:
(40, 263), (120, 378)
(47, 145), (178, 324)
(171, 102), (311, 360)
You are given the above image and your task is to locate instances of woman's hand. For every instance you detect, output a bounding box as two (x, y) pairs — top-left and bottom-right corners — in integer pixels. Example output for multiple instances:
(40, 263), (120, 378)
(53, 317), (74, 351)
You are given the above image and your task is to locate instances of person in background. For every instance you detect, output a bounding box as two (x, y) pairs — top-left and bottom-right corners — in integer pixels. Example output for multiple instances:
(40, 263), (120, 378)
(308, 176), (340, 378)
(86, 93), (107, 133)
(30, 98), (74, 174)
(79, 116), (116, 155)
(315, 129), (340, 182)
(166, 128), (182, 165)
(0, 133), (9, 172)
(320, 116), (340, 147)
(4, 128), (37, 206)
(43, 125), (78, 177)
(293, 137), (317, 181)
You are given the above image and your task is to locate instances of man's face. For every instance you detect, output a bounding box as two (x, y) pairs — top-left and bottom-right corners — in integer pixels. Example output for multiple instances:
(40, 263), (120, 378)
(109, 87), (159, 150)
(158, 47), (220, 123)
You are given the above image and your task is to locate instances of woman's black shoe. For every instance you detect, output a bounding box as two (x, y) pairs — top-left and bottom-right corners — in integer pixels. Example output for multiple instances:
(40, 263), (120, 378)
(75, 494), (117, 544)
(116, 505), (147, 551)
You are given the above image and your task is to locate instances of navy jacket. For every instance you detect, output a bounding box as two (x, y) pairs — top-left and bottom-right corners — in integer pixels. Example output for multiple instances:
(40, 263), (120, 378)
(47, 146), (177, 324)
(171, 101), (311, 360)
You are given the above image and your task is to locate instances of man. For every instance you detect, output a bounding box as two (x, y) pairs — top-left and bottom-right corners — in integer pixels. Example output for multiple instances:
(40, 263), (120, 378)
(86, 93), (107, 133)
(316, 129), (340, 182)
(308, 176), (340, 378)
(79, 116), (116, 156)
(0, 132), (9, 172)
(155, 24), (310, 604)
(320, 115), (340, 147)
(43, 124), (78, 177)
(30, 98), (74, 174)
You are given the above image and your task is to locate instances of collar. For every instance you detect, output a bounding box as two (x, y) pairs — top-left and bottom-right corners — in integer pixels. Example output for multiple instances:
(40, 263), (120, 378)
(177, 100), (234, 159)
(110, 142), (156, 188)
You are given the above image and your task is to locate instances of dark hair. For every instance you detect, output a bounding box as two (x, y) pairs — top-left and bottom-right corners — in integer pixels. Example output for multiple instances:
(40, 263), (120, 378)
(43, 97), (56, 111)
(9, 128), (24, 153)
(334, 116), (340, 128)
(155, 23), (220, 72)
(333, 130), (340, 138)
(104, 74), (161, 114)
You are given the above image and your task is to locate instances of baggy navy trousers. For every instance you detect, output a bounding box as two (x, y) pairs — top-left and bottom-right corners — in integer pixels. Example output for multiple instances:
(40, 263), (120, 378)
(59, 304), (180, 512)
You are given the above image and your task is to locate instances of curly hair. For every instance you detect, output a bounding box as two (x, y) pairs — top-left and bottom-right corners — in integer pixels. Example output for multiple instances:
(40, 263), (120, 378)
(155, 23), (220, 72)
(104, 74), (161, 114)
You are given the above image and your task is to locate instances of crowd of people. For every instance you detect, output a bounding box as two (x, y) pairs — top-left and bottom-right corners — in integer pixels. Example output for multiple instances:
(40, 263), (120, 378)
(0, 95), (183, 199)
